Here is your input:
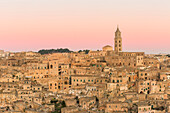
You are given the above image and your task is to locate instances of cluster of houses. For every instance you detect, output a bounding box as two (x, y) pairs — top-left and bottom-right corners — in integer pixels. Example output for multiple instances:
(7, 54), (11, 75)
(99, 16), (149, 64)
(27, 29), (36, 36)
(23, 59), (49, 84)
(0, 28), (169, 113)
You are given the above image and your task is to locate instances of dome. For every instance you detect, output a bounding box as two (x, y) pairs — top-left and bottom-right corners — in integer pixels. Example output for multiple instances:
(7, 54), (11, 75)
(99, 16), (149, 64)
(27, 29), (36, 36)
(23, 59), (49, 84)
(102, 45), (113, 51)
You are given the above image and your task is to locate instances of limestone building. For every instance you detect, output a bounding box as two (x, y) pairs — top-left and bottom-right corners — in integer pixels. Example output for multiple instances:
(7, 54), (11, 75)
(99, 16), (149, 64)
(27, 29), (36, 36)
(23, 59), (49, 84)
(114, 26), (122, 53)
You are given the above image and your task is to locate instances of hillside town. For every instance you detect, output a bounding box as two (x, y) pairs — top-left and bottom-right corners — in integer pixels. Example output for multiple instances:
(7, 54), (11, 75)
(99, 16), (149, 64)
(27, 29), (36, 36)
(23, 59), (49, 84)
(0, 28), (169, 113)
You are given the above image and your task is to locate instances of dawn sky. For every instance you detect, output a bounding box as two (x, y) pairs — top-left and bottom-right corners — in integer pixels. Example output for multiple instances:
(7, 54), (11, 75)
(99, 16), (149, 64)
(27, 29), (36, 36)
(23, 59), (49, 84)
(0, 0), (169, 54)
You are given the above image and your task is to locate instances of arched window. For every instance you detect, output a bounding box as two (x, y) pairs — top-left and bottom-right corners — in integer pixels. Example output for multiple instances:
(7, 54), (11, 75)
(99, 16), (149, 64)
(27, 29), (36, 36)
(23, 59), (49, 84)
(113, 80), (115, 83)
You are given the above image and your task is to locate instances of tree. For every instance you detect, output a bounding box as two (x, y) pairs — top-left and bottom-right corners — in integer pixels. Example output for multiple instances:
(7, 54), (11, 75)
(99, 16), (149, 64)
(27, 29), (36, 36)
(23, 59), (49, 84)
(38, 48), (73, 55)
(51, 100), (66, 113)
(78, 49), (90, 54)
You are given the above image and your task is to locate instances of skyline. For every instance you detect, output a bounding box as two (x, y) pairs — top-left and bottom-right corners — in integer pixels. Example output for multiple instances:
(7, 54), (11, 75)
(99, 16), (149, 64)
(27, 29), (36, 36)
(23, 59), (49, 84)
(0, 0), (170, 54)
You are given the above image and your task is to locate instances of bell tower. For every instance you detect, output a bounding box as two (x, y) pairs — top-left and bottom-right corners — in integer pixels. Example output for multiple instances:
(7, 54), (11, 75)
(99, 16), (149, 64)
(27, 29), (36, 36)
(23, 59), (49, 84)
(114, 26), (122, 53)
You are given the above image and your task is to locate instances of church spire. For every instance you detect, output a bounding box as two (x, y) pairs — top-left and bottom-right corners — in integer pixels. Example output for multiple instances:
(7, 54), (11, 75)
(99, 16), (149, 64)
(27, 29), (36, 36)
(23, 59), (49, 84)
(116, 25), (120, 32)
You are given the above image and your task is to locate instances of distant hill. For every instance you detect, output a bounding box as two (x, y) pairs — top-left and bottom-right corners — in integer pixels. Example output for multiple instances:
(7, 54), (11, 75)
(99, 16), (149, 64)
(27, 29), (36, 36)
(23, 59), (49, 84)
(38, 48), (73, 55)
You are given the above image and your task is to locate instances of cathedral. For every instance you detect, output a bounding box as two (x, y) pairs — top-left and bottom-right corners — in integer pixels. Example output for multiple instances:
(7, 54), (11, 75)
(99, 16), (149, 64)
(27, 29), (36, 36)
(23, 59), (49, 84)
(89, 26), (145, 67)
(102, 26), (123, 53)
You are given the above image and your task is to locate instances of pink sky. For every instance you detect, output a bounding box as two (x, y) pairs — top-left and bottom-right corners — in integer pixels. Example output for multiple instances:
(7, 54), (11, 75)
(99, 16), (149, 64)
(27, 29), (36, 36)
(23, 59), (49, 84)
(0, 0), (170, 54)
